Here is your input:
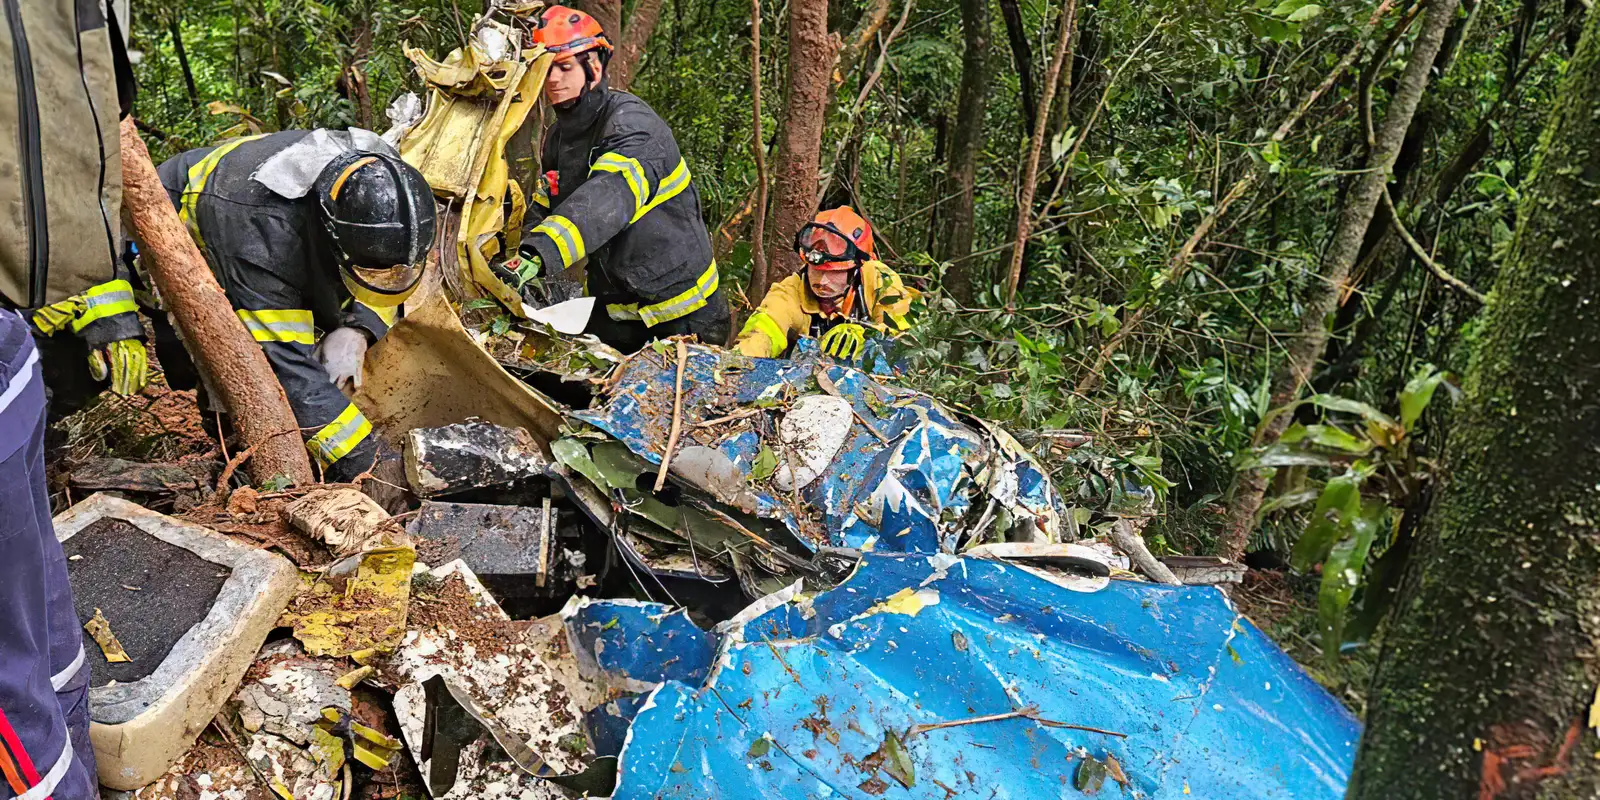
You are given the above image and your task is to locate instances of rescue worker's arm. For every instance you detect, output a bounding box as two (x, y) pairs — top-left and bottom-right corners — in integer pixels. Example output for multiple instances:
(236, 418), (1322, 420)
(519, 111), (674, 276)
(867, 261), (917, 336)
(736, 275), (812, 358)
(30, 258), (149, 396)
(341, 301), (396, 343)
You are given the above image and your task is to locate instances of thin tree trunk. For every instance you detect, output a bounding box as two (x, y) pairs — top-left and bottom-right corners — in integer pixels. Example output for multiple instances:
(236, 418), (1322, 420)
(1218, 0), (1461, 560)
(1349, 9), (1600, 795)
(937, 0), (992, 304)
(611, 0), (668, 90)
(119, 118), (315, 486)
(757, 0), (835, 301)
(998, 0), (1036, 135)
(835, 0), (892, 88)
(168, 16), (199, 111)
(747, 0), (770, 309)
(1003, 0), (1076, 309)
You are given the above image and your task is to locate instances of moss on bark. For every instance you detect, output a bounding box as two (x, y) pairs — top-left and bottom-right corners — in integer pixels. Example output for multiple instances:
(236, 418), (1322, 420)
(1348, 8), (1600, 798)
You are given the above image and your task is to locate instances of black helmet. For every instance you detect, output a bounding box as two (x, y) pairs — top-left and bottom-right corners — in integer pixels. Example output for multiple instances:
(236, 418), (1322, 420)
(313, 150), (437, 307)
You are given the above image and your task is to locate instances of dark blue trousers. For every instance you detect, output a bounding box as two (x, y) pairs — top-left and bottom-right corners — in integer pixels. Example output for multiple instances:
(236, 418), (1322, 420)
(0, 310), (97, 799)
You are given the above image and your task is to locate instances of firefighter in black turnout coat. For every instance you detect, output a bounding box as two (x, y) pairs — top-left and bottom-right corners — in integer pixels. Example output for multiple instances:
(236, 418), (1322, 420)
(155, 129), (436, 484)
(498, 5), (729, 352)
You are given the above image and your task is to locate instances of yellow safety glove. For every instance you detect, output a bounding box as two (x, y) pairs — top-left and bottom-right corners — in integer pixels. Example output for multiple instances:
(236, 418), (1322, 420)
(819, 323), (867, 361)
(86, 339), (150, 396)
(31, 296), (86, 335)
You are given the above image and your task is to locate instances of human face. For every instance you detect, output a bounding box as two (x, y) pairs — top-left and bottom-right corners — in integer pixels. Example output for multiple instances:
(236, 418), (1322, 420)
(807, 266), (853, 300)
(545, 56), (597, 105)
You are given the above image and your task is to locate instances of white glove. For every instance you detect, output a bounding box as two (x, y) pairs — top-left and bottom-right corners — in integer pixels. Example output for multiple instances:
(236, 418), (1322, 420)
(316, 327), (370, 391)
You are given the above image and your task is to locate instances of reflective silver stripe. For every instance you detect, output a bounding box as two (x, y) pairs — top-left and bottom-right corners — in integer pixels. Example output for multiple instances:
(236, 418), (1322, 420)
(630, 159), (691, 223)
(15, 737), (74, 800)
(0, 342), (40, 417)
(533, 215), (586, 267)
(592, 153), (649, 214)
(50, 644), (85, 691)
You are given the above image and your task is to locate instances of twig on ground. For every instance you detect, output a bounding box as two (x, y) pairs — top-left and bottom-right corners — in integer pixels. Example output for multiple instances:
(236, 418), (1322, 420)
(654, 339), (690, 492)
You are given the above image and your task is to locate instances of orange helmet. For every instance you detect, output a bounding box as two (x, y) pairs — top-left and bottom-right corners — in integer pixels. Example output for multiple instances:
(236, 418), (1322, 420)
(795, 206), (875, 271)
(532, 6), (613, 62)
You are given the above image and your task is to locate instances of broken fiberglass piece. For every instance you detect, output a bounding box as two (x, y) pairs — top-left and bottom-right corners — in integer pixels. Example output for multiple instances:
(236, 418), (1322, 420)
(592, 553), (1359, 799)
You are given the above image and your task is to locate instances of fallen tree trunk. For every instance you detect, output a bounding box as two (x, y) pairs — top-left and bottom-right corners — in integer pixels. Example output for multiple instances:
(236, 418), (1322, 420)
(120, 117), (315, 486)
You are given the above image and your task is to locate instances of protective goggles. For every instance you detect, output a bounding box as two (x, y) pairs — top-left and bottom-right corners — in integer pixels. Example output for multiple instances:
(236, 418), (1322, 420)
(342, 263), (423, 308)
(794, 222), (866, 269)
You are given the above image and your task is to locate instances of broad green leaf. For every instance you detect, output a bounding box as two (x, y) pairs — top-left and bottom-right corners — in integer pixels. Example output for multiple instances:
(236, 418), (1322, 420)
(1269, 0), (1307, 16)
(1317, 499), (1387, 668)
(551, 438), (607, 489)
(751, 446), (778, 481)
(1399, 367), (1448, 431)
(1287, 4), (1323, 22)
(1289, 473), (1362, 572)
(1257, 487), (1322, 516)
(1251, 445), (1335, 469)
(462, 297), (499, 311)
(1280, 423), (1373, 455)
(882, 731), (915, 788)
(1307, 394), (1397, 428)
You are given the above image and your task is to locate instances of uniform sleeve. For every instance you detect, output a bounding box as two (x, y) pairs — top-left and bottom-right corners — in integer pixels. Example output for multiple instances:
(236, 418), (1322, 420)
(519, 111), (665, 275)
(341, 302), (395, 343)
(736, 275), (812, 358)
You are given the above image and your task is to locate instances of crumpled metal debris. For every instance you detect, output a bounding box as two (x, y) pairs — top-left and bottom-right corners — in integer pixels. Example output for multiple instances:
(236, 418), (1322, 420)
(382, 560), (598, 798)
(568, 553), (1360, 799)
(554, 343), (1071, 598)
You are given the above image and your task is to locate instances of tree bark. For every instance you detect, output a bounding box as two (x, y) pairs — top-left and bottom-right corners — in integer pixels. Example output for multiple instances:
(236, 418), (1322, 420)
(757, 0), (835, 302)
(997, 0), (1035, 135)
(835, 0), (891, 88)
(610, 0), (668, 90)
(1003, 0), (1076, 309)
(747, 0), (771, 312)
(119, 118), (315, 486)
(1349, 9), (1600, 796)
(579, 0), (623, 45)
(1217, 0), (1459, 559)
(936, 0), (992, 304)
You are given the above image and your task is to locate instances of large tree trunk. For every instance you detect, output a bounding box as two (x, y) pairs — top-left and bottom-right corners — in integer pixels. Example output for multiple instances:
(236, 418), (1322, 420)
(1348, 9), (1600, 796)
(579, 0), (623, 44)
(936, 0), (992, 305)
(119, 118), (315, 486)
(610, 0), (668, 90)
(1217, 0), (1459, 559)
(756, 0), (835, 301)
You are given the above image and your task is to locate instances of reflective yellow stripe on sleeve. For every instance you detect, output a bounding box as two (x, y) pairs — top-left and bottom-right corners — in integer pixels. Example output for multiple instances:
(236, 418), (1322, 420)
(180, 135), (265, 251)
(591, 152), (650, 216)
(236, 309), (317, 346)
(739, 311), (787, 357)
(638, 261), (719, 327)
(71, 280), (138, 332)
(307, 402), (373, 468)
(531, 215), (586, 267)
(630, 158), (691, 224)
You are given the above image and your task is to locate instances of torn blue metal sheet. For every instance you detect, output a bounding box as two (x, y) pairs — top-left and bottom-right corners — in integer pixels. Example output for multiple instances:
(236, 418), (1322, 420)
(572, 345), (1067, 556)
(562, 597), (715, 691)
(600, 553), (1360, 799)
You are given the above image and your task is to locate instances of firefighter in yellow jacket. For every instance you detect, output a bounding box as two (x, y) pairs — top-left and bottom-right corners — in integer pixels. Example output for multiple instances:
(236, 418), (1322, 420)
(737, 207), (917, 360)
